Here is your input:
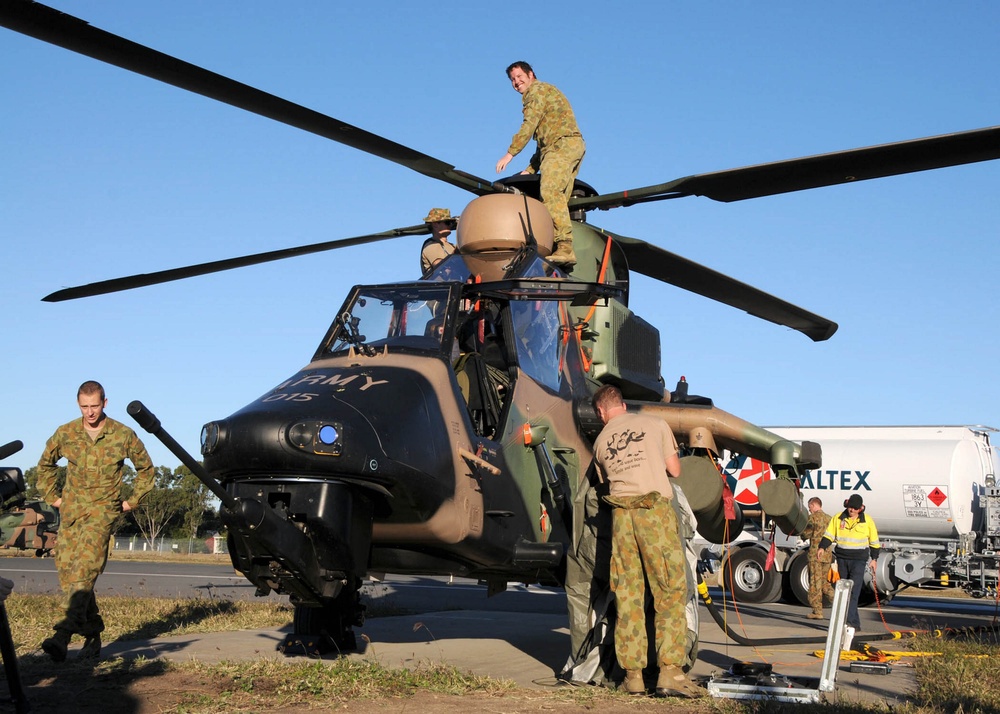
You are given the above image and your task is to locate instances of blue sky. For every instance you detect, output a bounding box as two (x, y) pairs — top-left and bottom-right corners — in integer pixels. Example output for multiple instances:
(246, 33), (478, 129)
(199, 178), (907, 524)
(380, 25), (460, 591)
(2, 1), (998, 471)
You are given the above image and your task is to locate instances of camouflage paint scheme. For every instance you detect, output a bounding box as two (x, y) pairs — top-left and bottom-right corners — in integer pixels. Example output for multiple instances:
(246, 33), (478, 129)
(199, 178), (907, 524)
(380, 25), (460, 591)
(0, 501), (58, 555)
(177, 192), (814, 655)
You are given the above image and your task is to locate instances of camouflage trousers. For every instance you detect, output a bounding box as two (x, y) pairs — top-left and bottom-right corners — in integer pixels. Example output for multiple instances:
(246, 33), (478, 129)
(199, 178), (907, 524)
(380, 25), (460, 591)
(538, 136), (585, 245)
(807, 548), (835, 613)
(53, 507), (117, 637)
(607, 492), (686, 671)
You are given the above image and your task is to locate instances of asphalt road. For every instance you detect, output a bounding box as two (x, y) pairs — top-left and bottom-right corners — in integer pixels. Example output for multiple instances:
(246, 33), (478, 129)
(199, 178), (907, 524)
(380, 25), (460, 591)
(0, 557), (567, 614)
(3, 556), (998, 631)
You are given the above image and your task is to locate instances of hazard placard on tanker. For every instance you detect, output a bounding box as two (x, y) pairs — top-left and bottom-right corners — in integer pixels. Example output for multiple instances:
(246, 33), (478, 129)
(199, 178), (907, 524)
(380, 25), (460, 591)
(902, 484), (951, 520)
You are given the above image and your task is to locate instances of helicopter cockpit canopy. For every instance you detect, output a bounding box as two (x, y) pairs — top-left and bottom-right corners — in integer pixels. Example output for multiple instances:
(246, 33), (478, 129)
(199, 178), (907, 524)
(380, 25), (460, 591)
(317, 283), (458, 359)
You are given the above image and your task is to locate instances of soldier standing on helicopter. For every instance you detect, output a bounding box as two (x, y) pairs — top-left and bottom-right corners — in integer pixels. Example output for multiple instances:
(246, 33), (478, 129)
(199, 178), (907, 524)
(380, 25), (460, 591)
(36, 380), (155, 662)
(591, 385), (702, 698)
(495, 61), (585, 269)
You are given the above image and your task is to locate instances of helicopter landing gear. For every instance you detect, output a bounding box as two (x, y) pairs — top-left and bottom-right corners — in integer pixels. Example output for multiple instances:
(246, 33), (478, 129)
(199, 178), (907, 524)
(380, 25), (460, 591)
(280, 578), (366, 657)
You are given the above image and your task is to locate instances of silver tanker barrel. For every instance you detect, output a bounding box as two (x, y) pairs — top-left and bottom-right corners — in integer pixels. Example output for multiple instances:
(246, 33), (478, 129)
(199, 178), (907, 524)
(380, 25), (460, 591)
(126, 400), (332, 603)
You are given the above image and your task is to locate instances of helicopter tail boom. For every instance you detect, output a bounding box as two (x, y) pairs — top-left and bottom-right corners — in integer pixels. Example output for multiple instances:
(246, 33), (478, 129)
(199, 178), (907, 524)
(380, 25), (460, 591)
(632, 400), (819, 540)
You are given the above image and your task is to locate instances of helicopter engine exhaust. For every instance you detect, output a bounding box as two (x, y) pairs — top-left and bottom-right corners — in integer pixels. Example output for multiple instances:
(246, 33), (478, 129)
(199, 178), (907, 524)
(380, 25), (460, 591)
(127, 400), (346, 603)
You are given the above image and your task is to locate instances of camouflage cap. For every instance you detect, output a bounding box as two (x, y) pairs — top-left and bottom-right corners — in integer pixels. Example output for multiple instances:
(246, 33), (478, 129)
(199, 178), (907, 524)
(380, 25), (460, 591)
(424, 207), (456, 224)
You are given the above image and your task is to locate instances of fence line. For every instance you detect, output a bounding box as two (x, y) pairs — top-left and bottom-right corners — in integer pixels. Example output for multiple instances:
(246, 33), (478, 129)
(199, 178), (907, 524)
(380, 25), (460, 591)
(111, 534), (228, 555)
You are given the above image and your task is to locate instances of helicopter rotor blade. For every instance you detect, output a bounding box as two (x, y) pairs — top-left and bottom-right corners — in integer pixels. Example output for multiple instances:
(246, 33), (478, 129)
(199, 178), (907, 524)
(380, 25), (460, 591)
(42, 225), (431, 303)
(0, 0), (497, 196)
(576, 125), (1000, 211)
(610, 232), (838, 342)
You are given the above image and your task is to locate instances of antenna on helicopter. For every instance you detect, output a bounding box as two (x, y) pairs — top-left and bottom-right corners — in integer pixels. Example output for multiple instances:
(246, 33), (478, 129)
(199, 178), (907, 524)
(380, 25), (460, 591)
(519, 192), (538, 250)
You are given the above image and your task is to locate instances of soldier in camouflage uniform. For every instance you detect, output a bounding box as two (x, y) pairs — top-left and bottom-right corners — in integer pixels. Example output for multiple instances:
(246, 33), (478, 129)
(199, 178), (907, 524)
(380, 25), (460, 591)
(420, 207), (458, 276)
(591, 385), (702, 698)
(496, 61), (585, 268)
(803, 497), (835, 619)
(36, 380), (154, 662)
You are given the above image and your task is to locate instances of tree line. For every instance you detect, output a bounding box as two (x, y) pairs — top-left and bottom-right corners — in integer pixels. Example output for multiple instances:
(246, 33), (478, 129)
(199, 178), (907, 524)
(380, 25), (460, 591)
(21, 464), (222, 549)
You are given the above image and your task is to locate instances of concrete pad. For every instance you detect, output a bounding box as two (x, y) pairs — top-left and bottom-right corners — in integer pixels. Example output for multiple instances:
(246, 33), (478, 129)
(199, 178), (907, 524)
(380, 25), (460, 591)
(101, 607), (919, 705)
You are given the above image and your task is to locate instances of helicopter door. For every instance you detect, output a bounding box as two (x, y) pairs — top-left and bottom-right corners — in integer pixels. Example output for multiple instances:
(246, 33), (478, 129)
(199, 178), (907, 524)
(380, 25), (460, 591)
(453, 299), (511, 439)
(454, 352), (503, 438)
(509, 299), (563, 391)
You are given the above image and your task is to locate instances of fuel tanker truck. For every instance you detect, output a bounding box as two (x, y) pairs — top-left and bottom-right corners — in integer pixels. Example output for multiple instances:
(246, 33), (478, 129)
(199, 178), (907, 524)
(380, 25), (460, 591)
(699, 425), (1000, 606)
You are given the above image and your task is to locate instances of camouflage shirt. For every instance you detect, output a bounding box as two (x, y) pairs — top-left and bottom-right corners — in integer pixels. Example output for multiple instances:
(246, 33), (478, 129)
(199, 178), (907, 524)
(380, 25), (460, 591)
(803, 508), (831, 551)
(507, 81), (583, 174)
(36, 416), (155, 519)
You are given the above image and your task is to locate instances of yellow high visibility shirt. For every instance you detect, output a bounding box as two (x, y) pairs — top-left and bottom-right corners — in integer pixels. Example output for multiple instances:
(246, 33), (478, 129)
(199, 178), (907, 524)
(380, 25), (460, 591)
(822, 512), (880, 557)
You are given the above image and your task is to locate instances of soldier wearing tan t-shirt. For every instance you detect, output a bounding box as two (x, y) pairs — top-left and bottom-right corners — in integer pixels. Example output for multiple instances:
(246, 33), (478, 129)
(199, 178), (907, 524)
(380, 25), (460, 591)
(592, 385), (702, 699)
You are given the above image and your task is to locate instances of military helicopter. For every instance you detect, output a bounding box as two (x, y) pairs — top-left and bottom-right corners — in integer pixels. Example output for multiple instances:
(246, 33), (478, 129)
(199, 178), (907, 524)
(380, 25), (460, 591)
(0, 440), (58, 557)
(4, 1), (999, 655)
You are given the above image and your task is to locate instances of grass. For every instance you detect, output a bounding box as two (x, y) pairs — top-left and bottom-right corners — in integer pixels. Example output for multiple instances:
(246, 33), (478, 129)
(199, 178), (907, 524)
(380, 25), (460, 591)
(0, 592), (666, 713)
(721, 630), (1000, 714)
(4, 593), (294, 654)
(910, 630), (1000, 713)
(4, 580), (1000, 712)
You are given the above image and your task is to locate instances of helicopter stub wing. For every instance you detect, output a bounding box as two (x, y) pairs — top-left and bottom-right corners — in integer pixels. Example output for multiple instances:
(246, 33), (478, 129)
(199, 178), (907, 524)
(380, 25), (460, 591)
(611, 233), (838, 342)
(41, 225), (432, 302)
(574, 125), (1000, 211)
(0, 0), (498, 197)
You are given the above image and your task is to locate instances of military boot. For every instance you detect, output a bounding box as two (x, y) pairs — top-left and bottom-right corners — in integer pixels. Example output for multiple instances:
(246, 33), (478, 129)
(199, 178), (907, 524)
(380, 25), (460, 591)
(78, 634), (102, 660)
(807, 611), (825, 620)
(655, 665), (705, 698)
(548, 240), (576, 268)
(41, 630), (72, 663)
(623, 670), (646, 695)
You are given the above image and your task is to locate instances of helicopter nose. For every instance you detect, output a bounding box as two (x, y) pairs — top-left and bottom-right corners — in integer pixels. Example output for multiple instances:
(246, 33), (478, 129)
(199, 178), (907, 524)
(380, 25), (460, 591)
(200, 364), (456, 503)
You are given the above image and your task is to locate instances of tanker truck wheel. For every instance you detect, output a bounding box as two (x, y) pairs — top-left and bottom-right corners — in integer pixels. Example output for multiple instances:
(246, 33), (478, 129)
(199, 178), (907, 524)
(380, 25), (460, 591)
(722, 547), (782, 603)
(784, 552), (811, 606)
